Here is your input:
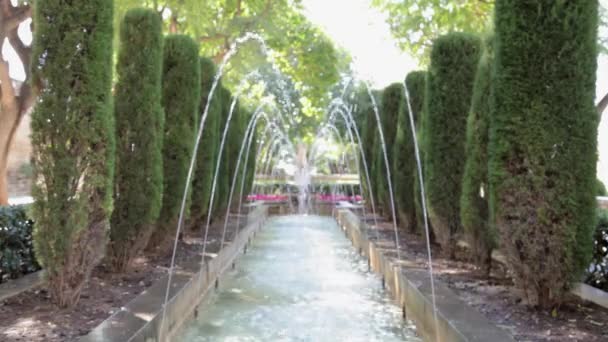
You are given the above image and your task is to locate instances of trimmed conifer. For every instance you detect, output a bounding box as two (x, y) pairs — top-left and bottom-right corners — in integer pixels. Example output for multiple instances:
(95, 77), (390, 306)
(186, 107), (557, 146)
(424, 32), (481, 257)
(30, 0), (115, 307)
(148, 35), (201, 251)
(598, 179), (607, 196)
(490, 0), (599, 308)
(213, 87), (232, 216)
(406, 71), (427, 233)
(190, 58), (221, 230)
(109, 9), (164, 271)
(460, 34), (496, 274)
(392, 83), (417, 231)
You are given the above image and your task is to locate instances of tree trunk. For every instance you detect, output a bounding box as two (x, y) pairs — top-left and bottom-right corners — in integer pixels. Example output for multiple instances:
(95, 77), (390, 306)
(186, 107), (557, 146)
(0, 1), (33, 205)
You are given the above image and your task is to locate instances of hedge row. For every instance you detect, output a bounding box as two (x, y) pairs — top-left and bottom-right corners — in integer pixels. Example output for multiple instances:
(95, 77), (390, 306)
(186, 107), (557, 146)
(109, 9), (165, 271)
(423, 32), (481, 257)
(31, 0), (116, 307)
(490, 0), (599, 308)
(460, 34), (496, 275)
(27, 6), (259, 306)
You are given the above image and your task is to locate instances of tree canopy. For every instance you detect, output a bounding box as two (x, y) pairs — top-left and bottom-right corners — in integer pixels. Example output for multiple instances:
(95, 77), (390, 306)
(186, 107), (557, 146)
(115, 0), (352, 141)
(372, 0), (608, 62)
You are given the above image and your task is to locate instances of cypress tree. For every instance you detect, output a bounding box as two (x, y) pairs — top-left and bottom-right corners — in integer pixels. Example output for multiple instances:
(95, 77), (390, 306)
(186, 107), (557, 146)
(213, 87), (232, 217)
(424, 33), (481, 257)
(490, 0), (598, 308)
(406, 71), (427, 233)
(148, 35), (201, 251)
(244, 129), (258, 199)
(376, 85), (401, 219)
(597, 179), (607, 196)
(30, 0), (115, 307)
(109, 9), (164, 271)
(190, 57), (221, 230)
(460, 35), (496, 275)
(392, 83), (417, 231)
(405, 71), (426, 128)
(356, 90), (377, 208)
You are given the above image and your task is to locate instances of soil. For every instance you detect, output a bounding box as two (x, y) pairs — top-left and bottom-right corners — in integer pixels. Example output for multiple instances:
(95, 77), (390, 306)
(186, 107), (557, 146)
(0, 218), (244, 342)
(364, 216), (608, 342)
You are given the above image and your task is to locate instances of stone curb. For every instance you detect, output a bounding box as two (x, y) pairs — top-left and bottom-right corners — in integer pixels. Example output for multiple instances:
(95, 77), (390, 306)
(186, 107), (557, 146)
(80, 204), (268, 342)
(334, 209), (515, 342)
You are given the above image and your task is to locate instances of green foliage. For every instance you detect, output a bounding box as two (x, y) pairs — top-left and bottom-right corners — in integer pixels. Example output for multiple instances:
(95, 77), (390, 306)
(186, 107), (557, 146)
(489, 0), (598, 308)
(0, 206), (40, 283)
(405, 71), (427, 233)
(227, 104), (247, 201)
(391, 83), (417, 231)
(354, 87), (377, 204)
(371, 0), (493, 62)
(190, 57), (222, 229)
(213, 87), (232, 216)
(423, 32), (481, 256)
(460, 35), (496, 273)
(405, 71), (426, 127)
(373, 87), (403, 216)
(586, 208), (608, 291)
(149, 35), (201, 250)
(244, 129), (258, 198)
(30, 0), (115, 307)
(115, 0), (351, 140)
(598, 179), (607, 196)
(109, 8), (164, 271)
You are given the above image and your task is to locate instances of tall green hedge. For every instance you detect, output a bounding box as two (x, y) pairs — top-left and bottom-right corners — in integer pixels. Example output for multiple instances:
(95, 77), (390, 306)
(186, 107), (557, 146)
(244, 128), (258, 198)
(405, 71), (426, 128)
(109, 9), (164, 271)
(213, 87), (232, 217)
(460, 35), (496, 274)
(190, 58), (221, 230)
(356, 89), (377, 206)
(392, 83), (417, 231)
(490, 0), (598, 308)
(597, 179), (607, 196)
(405, 71), (427, 233)
(424, 32), (481, 257)
(30, 0), (115, 307)
(148, 35), (201, 251)
(227, 104), (245, 204)
(376, 85), (401, 219)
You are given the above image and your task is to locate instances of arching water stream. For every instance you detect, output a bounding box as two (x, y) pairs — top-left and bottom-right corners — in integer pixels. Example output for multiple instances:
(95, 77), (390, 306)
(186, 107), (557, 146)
(177, 215), (419, 341)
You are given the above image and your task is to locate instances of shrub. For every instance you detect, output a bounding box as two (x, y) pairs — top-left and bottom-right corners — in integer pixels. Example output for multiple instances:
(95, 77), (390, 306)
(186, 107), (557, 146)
(424, 32), (481, 257)
(243, 126), (258, 200)
(0, 206), (40, 283)
(226, 104), (246, 204)
(490, 0), (598, 308)
(213, 86), (232, 217)
(585, 208), (608, 291)
(597, 179), (607, 196)
(355, 89), (377, 208)
(109, 8), (164, 271)
(190, 58), (221, 230)
(31, 0), (115, 307)
(405, 71), (426, 127)
(460, 34), (497, 274)
(390, 83), (416, 231)
(148, 35), (201, 251)
(405, 71), (427, 233)
(374, 84), (401, 219)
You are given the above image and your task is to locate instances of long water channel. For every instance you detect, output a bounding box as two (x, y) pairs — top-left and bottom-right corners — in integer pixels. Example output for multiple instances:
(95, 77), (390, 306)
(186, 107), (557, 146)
(178, 215), (419, 341)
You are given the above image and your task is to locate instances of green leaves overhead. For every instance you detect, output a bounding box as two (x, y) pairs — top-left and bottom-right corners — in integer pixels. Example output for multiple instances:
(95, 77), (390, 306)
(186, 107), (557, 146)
(371, 0), (493, 62)
(115, 0), (351, 139)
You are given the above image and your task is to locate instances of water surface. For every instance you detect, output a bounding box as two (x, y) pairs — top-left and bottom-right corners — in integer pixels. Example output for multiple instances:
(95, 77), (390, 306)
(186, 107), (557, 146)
(178, 215), (419, 341)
